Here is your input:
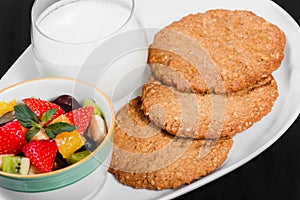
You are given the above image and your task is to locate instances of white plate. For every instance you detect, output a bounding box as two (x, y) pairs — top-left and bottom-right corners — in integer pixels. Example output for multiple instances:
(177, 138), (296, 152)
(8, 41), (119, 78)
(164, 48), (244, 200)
(1, 0), (300, 199)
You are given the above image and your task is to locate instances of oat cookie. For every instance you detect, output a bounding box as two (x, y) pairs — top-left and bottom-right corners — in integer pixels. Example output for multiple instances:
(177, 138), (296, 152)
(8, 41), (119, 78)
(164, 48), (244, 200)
(109, 97), (233, 190)
(141, 76), (278, 139)
(149, 9), (286, 94)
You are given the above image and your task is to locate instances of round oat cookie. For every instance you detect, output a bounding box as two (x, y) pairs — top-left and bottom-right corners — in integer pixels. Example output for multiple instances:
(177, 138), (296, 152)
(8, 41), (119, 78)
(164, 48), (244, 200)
(109, 97), (233, 190)
(141, 76), (278, 139)
(149, 9), (286, 94)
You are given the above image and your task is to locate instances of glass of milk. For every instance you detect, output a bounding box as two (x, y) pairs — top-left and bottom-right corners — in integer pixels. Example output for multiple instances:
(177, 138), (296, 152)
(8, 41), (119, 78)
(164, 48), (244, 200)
(31, 0), (148, 100)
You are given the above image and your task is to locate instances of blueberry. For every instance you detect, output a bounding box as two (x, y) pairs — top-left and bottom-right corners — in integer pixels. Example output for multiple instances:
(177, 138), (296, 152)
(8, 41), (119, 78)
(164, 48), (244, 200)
(84, 135), (98, 152)
(53, 152), (68, 170)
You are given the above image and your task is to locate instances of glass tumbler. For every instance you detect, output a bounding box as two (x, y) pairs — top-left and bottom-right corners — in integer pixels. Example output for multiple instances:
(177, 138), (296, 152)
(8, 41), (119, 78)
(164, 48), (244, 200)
(31, 0), (148, 100)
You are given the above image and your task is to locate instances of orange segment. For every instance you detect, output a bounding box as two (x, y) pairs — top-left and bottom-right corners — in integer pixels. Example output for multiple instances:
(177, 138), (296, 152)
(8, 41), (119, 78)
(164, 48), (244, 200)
(0, 99), (17, 117)
(50, 114), (71, 124)
(54, 131), (85, 158)
(51, 114), (85, 158)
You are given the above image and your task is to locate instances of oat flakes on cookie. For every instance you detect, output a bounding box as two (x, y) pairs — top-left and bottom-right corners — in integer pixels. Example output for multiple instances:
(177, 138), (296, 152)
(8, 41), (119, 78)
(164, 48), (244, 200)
(109, 97), (233, 190)
(141, 76), (278, 139)
(148, 9), (286, 94)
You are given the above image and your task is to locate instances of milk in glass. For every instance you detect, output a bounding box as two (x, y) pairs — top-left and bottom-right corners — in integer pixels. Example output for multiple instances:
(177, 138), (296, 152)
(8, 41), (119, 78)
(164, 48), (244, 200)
(32, 0), (148, 99)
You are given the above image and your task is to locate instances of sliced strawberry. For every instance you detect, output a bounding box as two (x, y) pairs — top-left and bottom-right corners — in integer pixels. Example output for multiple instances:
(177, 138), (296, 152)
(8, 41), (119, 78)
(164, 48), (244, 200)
(0, 120), (26, 154)
(23, 98), (64, 124)
(22, 140), (57, 173)
(65, 107), (94, 135)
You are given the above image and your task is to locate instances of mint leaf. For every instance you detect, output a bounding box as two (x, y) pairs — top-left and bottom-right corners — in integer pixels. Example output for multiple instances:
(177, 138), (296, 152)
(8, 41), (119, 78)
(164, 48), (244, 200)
(45, 122), (77, 138)
(41, 109), (57, 125)
(26, 127), (40, 142)
(14, 105), (39, 128)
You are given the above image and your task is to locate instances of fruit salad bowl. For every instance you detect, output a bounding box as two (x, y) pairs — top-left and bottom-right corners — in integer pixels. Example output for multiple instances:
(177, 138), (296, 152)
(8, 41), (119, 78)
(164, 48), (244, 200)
(0, 77), (115, 200)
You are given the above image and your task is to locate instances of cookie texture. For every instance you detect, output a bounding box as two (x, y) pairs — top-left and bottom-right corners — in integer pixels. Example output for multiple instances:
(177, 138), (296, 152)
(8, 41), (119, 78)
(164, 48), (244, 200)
(148, 9), (286, 94)
(109, 97), (233, 190)
(141, 76), (278, 139)
(109, 9), (283, 190)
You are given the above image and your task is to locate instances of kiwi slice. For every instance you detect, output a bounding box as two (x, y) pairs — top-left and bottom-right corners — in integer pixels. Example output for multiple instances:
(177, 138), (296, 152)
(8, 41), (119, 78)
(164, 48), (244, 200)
(2, 156), (30, 175)
(66, 150), (90, 164)
(83, 98), (102, 116)
(0, 154), (14, 170)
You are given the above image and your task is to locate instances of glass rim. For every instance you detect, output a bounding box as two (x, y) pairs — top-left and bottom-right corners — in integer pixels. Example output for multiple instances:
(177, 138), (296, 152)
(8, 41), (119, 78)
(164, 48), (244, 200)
(31, 0), (135, 45)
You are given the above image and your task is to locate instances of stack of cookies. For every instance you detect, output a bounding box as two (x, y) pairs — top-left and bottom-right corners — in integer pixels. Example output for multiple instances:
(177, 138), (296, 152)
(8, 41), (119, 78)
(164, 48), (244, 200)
(109, 9), (286, 190)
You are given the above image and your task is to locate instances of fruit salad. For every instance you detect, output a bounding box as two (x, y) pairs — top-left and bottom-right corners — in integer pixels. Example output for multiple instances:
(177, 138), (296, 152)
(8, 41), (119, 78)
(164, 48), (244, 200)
(0, 95), (107, 175)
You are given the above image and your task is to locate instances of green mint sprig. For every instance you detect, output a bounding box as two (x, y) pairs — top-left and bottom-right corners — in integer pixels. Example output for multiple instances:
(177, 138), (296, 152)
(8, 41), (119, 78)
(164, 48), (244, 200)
(14, 105), (77, 142)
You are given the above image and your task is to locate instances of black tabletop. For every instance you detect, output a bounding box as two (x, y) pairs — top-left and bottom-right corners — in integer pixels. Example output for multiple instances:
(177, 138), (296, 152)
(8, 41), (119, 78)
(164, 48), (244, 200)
(0, 0), (299, 200)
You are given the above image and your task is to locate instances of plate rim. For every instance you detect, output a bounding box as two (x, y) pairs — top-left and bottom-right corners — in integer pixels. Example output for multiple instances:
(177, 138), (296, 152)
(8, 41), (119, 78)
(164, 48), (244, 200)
(1, 0), (300, 199)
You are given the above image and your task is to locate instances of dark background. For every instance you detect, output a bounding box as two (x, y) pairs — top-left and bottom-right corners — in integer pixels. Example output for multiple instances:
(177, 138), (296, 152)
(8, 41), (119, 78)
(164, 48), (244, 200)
(0, 0), (299, 199)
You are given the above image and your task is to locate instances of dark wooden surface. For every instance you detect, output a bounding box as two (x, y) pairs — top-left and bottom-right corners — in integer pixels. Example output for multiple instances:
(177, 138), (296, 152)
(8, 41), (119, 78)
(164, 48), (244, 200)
(0, 0), (299, 199)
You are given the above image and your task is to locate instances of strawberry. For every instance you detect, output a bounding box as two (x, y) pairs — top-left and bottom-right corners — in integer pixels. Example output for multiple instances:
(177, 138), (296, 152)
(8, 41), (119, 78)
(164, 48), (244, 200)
(65, 106), (94, 135)
(23, 98), (64, 124)
(0, 120), (26, 154)
(22, 140), (57, 173)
